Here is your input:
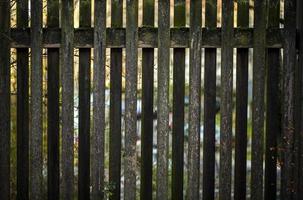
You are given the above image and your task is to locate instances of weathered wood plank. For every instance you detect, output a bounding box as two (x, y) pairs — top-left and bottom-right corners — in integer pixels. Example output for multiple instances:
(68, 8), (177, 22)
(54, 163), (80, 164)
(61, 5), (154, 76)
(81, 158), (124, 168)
(140, 0), (155, 199)
(9, 28), (285, 48)
(92, 0), (107, 199)
(0, 0), (11, 199)
(297, 0), (303, 198)
(109, 0), (123, 199)
(157, 0), (170, 199)
(203, 0), (217, 199)
(109, 48), (122, 200)
(124, 0), (138, 199)
(30, 0), (43, 199)
(47, 0), (59, 199)
(78, 1), (91, 199)
(234, 1), (249, 200)
(281, 0), (297, 198)
(61, 0), (74, 199)
(188, 0), (202, 199)
(219, 1), (233, 200)
(296, 0), (303, 199)
(251, 0), (267, 199)
(264, 1), (280, 199)
(16, 0), (29, 199)
(172, 0), (185, 199)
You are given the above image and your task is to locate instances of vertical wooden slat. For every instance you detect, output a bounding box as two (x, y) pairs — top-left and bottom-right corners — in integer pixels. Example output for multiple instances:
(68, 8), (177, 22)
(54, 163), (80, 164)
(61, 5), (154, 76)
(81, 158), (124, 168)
(47, 0), (60, 199)
(203, 0), (217, 199)
(172, 0), (185, 199)
(30, 0), (43, 199)
(140, 0), (154, 198)
(234, 1), (249, 200)
(109, 0), (123, 199)
(251, 0), (267, 199)
(281, 0), (297, 198)
(78, 1), (91, 199)
(92, 0), (106, 199)
(157, 0), (170, 199)
(124, 0), (138, 199)
(188, 0), (202, 199)
(0, 0), (11, 199)
(61, 0), (74, 199)
(297, 0), (303, 198)
(219, 1), (233, 200)
(16, 0), (29, 199)
(264, 1), (280, 199)
(109, 48), (122, 200)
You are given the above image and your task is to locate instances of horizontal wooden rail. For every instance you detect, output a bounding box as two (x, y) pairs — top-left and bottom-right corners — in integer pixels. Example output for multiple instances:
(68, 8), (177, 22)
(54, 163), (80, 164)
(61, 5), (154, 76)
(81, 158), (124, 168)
(9, 27), (285, 48)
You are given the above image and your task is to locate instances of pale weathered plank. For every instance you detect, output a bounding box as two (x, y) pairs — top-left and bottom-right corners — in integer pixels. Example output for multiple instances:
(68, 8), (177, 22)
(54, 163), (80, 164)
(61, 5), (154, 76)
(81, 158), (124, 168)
(30, 0), (43, 199)
(157, 0), (170, 199)
(188, 0), (202, 199)
(61, 0), (74, 199)
(124, 0), (138, 199)
(92, 0), (107, 199)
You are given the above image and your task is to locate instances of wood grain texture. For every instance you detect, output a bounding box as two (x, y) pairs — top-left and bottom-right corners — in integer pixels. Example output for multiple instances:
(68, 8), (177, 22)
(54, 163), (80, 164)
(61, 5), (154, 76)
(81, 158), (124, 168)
(47, 0), (60, 199)
(0, 0), (11, 199)
(188, 0), (202, 199)
(30, 0), (43, 199)
(16, 0), (29, 199)
(92, 0), (107, 199)
(203, 0), (217, 199)
(78, 1), (91, 199)
(61, 0), (74, 199)
(297, 0), (303, 199)
(251, 0), (267, 199)
(157, 0), (170, 199)
(172, 1), (185, 199)
(219, 1), (233, 200)
(140, 0), (155, 199)
(265, 1), (280, 199)
(10, 27), (284, 48)
(234, 1), (249, 200)
(109, 0), (123, 199)
(281, 0), (297, 199)
(124, 0), (138, 199)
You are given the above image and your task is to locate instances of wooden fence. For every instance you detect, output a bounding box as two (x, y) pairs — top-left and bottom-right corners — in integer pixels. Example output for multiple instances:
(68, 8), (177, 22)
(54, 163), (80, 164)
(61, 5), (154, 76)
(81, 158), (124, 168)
(0, 0), (303, 199)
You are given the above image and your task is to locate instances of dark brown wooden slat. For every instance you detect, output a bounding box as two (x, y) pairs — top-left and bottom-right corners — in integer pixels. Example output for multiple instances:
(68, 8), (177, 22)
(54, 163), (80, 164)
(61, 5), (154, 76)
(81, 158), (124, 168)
(92, 0), (107, 199)
(30, 0), (43, 199)
(109, 0), (123, 199)
(297, 0), (303, 198)
(124, 0), (138, 199)
(0, 0), (11, 199)
(264, 1), (280, 199)
(78, 48), (91, 200)
(251, 0), (267, 199)
(141, 48), (154, 200)
(234, 1), (249, 200)
(157, 0), (170, 199)
(16, 0), (29, 199)
(61, 0), (74, 199)
(78, 1), (91, 199)
(140, 0), (155, 199)
(172, 1), (185, 199)
(219, 1), (233, 200)
(188, 0), (202, 199)
(47, 0), (60, 199)
(109, 48), (122, 200)
(203, 0), (217, 199)
(9, 28), (285, 48)
(281, 0), (297, 198)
